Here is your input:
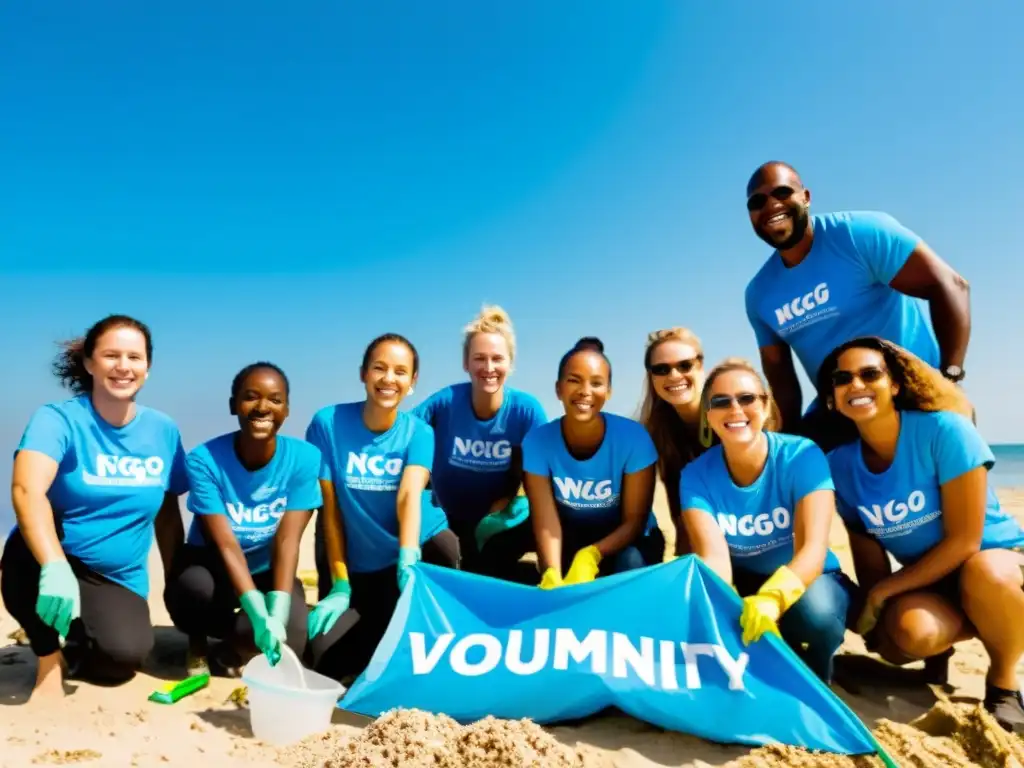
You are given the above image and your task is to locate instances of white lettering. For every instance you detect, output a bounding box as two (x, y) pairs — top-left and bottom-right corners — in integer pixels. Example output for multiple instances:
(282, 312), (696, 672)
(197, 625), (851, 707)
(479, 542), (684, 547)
(717, 508), (792, 538)
(553, 478), (613, 501)
(452, 437), (512, 461)
(611, 632), (656, 687)
(449, 633), (503, 677)
(505, 629), (549, 675)
(552, 629), (608, 674)
(859, 490), (926, 527)
(347, 452), (403, 477)
(774, 282), (830, 326)
(410, 632), (454, 674)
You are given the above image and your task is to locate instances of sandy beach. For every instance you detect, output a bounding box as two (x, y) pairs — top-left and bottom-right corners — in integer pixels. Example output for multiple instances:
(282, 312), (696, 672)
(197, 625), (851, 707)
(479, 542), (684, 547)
(2, 489), (1023, 768)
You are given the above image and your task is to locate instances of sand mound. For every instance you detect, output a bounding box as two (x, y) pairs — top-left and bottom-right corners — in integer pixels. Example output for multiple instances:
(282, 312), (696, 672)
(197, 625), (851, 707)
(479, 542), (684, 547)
(284, 708), (589, 768)
(726, 700), (1024, 768)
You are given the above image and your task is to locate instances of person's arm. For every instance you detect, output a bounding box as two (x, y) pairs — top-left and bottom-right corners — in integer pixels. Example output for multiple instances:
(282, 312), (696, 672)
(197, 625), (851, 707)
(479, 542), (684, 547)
(201, 514), (258, 596)
(154, 492), (184, 575)
(524, 471), (562, 571)
(665, 469), (690, 556)
(593, 464), (656, 557)
(888, 243), (971, 371)
(847, 528), (893, 591)
(10, 451), (65, 565)
(681, 508), (733, 585)
(270, 451), (322, 593)
(785, 488), (833, 585)
(320, 479), (349, 583)
(396, 466), (429, 548)
(759, 343), (802, 432)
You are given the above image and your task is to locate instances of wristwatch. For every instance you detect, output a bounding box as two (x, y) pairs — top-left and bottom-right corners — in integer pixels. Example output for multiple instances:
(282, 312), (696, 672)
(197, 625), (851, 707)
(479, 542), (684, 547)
(942, 364), (965, 383)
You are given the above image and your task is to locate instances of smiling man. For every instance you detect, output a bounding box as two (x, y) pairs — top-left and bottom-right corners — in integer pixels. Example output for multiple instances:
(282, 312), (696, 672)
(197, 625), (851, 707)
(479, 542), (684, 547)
(742, 162), (972, 446)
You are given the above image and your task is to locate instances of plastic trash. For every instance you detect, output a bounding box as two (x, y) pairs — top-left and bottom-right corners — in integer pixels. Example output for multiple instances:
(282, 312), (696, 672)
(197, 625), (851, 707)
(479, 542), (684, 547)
(241, 644), (345, 745)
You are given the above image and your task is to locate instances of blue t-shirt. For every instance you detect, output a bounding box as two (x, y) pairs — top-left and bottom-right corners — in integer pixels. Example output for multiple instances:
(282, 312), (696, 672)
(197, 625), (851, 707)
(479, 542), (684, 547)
(184, 433), (323, 575)
(521, 413), (658, 531)
(680, 432), (842, 577)
(744, 211), (940, 381)
(305, 401), (448, 573)
(413, 382), (547, 523)
(12, 395), (188, 598)
(828, 410), (1024, 565)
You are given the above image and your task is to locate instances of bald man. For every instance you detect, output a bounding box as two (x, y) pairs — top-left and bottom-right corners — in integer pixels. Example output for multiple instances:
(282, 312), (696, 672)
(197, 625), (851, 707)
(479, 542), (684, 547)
(742, 162), (971, 444)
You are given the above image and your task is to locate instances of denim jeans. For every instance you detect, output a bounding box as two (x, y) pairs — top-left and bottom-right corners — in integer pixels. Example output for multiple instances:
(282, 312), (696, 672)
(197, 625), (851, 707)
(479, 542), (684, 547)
(734, 567), (854, 683)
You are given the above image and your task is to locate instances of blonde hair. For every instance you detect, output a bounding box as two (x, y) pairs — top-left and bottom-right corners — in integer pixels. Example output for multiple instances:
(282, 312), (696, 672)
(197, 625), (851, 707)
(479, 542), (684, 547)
(463, 305), (516, 364)
(638, 327), (706, 513)
(698, 357), (780, 448)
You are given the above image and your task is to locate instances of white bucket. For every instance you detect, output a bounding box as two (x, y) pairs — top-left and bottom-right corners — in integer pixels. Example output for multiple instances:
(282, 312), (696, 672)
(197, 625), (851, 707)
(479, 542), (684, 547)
(241, 645), (346, 746)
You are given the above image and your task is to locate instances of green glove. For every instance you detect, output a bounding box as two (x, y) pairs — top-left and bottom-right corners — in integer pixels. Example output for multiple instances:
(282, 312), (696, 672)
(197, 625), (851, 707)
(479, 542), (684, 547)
(397, 546), (421, 591)
(307, 579), (351, 639)
(240, 590), (285, 665)
(474, 496), (530, 552)
(36, 560), (81, 639)
(266, 590), (292, 628)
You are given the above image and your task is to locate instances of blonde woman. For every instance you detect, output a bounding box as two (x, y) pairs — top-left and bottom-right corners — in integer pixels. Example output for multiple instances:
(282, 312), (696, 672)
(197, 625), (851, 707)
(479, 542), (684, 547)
(821, 337), (1024, 733)
(414, 306), (547, 581)
(680, 358), (852, 683)
(639, 327), (707, 556)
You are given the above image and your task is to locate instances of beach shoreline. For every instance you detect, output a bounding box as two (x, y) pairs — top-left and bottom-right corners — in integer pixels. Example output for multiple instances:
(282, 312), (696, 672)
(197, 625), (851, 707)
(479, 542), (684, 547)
(2, 488), (1023, 767)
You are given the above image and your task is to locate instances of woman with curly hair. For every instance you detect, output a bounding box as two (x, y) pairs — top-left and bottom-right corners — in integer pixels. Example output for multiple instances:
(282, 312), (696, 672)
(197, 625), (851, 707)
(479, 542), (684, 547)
(638, 327), (707, 556)
(821, 337), (1024, 733)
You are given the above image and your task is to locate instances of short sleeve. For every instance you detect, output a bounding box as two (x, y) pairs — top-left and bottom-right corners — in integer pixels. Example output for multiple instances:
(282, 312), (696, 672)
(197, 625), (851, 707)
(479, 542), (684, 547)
(288, 445), (325, 511)
(679, 461), (715, 515)
(846, 211), (921, 285)
(406, 419), (435, 470)
(930, 412), (995, 485)
(184, 452), (226, 517)
(521, 429), (549, 476)
(411, 388), (449, 428)
(16, 405), (71, 465)
(624, 422), (658, 474)
(518, 394), (548, 435)
(790, 439), (835, 501)
(744, 279), (782, 348)
(168, 432), (189, 495)
(304, 411), (333, 482)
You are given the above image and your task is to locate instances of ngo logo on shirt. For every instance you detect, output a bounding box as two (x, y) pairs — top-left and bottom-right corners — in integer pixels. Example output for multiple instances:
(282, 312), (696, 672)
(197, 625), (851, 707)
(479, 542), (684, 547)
(773, 282), (831, 327)
(227, 496), (287, 528)
(857, 490), (936, 536)
(553, 477), (617, 509)
(83, 453), (166, 487)
(408, 629), (749, 692)
(716, 507), (791, 539)
(449, 437), (512, 471)
(345, 451), (403, 492)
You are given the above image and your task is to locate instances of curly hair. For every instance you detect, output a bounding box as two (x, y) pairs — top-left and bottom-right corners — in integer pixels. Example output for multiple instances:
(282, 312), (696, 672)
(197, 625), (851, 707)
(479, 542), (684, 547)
(814, 336), (973, 444)
(52, 315), (153, 395)
(698, 357), (781, 448)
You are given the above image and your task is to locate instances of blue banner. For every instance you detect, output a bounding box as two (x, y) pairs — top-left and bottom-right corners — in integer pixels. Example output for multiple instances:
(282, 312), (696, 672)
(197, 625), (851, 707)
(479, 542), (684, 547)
(341, 556), (878, 755)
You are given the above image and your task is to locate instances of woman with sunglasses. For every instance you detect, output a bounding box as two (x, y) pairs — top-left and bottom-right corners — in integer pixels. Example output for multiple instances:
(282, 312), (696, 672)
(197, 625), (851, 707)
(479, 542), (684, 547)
(820, 337), (1024, 732)
(523, 337), (663, 588)
(304, 333), (460, 683)
(639, 327), (707, 556)
(413, 306), (547, 582)
(679, 358), (852, 683)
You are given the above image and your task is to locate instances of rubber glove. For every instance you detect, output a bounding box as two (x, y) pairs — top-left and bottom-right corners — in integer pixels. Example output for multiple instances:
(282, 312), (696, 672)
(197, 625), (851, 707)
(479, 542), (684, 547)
(739, 565), (805, 646)
(397, 546), (421, 591)
(240, 590), (285, 665)
(36, 560), (81, 639)
(539, 567), (563, 590)
(474, 496), (530, 552)
(307, 578), (351, 639)
(266, 590), (292, 629)
(564, 545), (602, 585)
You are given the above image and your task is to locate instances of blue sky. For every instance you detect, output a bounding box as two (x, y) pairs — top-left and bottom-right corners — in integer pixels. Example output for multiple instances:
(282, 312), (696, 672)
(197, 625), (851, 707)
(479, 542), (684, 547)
(2, 2), (1022, 524)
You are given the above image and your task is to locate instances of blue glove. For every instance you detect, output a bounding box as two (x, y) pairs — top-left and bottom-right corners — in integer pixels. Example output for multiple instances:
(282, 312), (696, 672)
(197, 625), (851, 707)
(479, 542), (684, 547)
(474, 496), (530, 552)
(36, 560), (81, 639)
(397, 546), (421, 591)
(307, 579), (351, 639)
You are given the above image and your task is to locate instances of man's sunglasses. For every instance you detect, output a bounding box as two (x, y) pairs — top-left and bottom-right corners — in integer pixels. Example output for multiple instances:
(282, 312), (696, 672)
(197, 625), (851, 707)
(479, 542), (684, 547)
(746, 185), (796, 212)
(830, 366), (887, 387)
(707, 392), (766, 410)
(648, 356), (703, 377)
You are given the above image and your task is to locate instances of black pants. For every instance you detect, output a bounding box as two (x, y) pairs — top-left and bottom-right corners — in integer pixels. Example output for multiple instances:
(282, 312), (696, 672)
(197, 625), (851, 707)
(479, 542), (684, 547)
(561, 521), (667, 578)
(163, 544), (309, 659)
(447, 517), (537, 583)
(0, 529), (153, 684)
(309, 528), (460, 681)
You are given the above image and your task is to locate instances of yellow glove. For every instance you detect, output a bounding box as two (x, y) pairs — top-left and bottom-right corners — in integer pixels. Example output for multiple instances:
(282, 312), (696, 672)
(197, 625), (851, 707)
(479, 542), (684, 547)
(564, 546), (602, 585)
(739, 565), (806, 646)
(539, 567), (563, 590)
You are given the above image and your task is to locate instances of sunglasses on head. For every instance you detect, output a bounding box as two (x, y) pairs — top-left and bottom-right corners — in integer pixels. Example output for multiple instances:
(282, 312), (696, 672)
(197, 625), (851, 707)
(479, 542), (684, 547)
(746, 185), (796, 212)
(707, 392), (766, 410)
(648, 356), (703, 377)
(830, 365), (887, 387)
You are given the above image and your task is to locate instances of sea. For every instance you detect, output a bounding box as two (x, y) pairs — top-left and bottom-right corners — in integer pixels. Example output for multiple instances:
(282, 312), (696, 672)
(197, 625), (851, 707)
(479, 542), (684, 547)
(0, 444), (1022, 532)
